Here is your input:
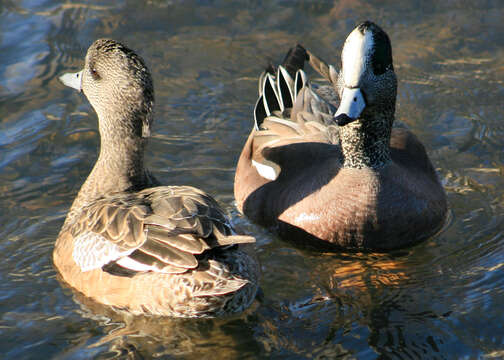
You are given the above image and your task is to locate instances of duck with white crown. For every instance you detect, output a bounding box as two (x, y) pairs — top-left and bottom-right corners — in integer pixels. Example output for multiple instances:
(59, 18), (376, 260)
(234, 21), (448, 251)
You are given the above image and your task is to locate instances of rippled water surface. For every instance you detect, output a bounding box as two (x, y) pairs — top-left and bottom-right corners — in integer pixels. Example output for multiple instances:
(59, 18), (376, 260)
(1, 0), (503, 358)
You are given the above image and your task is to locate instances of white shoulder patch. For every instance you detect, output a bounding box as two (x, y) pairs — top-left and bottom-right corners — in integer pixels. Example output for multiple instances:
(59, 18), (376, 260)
(252, 159), (279, 181)
(72, 232), (133, 272)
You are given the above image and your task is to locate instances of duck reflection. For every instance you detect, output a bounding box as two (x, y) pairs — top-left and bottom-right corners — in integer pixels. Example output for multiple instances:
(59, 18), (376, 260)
(60, 281), (262, 359)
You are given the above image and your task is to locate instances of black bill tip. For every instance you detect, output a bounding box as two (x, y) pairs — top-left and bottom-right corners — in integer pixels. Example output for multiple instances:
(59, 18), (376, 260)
(335, 114), (356, 126)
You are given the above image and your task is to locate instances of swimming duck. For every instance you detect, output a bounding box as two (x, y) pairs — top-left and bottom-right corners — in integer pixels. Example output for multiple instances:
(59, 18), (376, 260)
(234, 21), (448, 250)
(54, 39), (259, 317)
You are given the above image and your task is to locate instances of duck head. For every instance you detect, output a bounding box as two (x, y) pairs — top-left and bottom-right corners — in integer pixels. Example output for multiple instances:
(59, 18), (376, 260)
(335, 21), (397, 126)
(60, 39), (154, 139)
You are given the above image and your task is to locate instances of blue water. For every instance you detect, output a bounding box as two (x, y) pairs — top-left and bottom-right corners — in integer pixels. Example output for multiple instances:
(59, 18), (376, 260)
(1, 0), (503, 358)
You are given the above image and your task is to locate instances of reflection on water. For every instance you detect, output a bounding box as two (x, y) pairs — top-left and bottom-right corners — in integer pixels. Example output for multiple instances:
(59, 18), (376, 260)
(0, 0), (503, 358)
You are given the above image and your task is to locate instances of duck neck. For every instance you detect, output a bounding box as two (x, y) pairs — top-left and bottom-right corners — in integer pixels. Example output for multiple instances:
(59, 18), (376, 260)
(95, 133), (147, 191)
(72, 113), (149, 209)
(339, 111), (393, 169)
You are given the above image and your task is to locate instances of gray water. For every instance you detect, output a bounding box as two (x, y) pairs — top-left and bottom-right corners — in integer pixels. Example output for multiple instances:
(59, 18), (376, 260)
(1, 0), (503, 359)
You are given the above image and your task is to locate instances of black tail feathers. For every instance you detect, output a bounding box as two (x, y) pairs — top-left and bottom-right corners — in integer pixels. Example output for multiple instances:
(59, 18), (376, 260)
(264, 44), (308, 77)
(281, 44), (308, 77)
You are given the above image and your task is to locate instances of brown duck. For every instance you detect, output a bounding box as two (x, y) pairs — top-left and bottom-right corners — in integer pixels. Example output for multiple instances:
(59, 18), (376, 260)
(234, 21), (448, 251)
(54, 39), (259, 317)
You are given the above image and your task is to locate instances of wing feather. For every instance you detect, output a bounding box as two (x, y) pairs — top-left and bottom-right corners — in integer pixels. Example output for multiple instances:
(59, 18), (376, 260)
(147, 227), (209, 254)
(250, 47), (341, 180)
(69, 186), (255, 275)
(139, 236), (198, 268)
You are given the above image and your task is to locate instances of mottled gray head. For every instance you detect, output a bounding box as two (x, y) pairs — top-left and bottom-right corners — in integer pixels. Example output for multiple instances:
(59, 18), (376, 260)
(335, 21), (397, 126)
(60, 39), (154, 138)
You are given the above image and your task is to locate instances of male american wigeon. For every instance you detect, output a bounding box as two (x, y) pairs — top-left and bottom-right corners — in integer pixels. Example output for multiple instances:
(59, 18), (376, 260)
(234, 21), (448, 250)
(54, 39), (259, 317)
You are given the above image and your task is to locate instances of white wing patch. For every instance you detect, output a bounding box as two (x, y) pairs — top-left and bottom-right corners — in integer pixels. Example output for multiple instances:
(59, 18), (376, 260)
(252, 159), (279, 181)
(73, 232), (134, 272)
(116, 257), (157, 272)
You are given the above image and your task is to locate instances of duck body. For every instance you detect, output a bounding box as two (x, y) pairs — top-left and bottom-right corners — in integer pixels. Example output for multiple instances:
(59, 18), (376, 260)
(55, 39), (258, 317)
(55, 185), (259, 317)
(236, 128), (446, 250)
(234, 22), (447, 251)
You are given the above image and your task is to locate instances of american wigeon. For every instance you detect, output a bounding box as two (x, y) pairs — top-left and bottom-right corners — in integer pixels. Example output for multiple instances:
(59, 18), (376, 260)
(234, 21), (448, 250)
(54, 39), (259, 317)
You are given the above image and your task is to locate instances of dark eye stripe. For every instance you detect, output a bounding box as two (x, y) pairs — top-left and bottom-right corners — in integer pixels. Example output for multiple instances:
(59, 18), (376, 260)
(358, 21), (394, 76)
(360, 88), (368, 104)
(370, 25), (393, 75)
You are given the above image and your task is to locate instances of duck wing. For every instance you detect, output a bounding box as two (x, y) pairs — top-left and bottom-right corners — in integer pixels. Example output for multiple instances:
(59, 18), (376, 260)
(251, 46), (338, 180)
(68, 186), (255, 275)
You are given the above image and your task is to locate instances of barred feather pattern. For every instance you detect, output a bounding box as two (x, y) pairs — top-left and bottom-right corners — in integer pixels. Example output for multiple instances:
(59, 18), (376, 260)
(64, 186), (255, 276)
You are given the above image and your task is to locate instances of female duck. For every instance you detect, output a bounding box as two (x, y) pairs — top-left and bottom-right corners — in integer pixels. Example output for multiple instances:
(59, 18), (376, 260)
(54, 39), (259, 317)
(234, 22), (447, 250)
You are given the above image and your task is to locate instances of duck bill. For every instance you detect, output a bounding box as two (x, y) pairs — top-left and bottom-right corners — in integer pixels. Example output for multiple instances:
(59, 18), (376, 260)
(59, 70), (83, 92)
(334, 87), (366, 126)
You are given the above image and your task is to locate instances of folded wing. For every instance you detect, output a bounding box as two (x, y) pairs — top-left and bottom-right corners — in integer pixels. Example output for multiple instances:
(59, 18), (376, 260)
(69, 186), (255, 275)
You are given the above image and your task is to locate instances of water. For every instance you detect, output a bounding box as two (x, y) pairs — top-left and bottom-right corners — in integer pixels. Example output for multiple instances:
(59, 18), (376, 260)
(1, 0), (503, 358)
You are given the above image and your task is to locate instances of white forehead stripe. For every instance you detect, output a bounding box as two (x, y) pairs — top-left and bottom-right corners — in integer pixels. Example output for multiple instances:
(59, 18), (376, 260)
(341, 28), (374, 87)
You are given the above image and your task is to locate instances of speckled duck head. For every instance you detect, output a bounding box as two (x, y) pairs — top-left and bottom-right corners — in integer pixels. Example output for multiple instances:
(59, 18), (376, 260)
(59, 39), (156, 200)
(60, 39), (154, 141)
(335, 21), (398, 169)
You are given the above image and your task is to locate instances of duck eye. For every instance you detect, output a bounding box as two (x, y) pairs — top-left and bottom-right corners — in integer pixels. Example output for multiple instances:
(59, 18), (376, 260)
(90, 68), (100, 80)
